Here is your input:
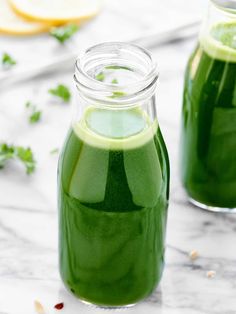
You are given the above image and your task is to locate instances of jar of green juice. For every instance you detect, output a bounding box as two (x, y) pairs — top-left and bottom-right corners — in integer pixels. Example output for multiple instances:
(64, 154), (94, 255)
(58, 42), (170, 307)
(181, 0), (236, 212)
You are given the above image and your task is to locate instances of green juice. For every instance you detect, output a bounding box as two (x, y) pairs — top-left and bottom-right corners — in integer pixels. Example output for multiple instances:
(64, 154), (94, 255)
(58, 107), (169, 306)
(181, 22), (236, 208)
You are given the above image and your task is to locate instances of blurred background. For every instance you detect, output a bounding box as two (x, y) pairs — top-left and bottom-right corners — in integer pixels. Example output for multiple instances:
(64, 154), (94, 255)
(1, 1), (235, 314)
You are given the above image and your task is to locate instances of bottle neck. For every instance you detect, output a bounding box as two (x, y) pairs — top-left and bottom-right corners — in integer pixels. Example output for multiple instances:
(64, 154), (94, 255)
(74, 42), (158, 109)
(199, 0), (236, 62)
(210, 0), (236, 13)
(72, 43), (159, 144)
(201, 0), (236, 37)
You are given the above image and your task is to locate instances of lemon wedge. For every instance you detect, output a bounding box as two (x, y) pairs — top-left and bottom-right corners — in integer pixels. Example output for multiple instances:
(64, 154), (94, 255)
(9, 0), (101, 25)
(0, 0), (51, 35)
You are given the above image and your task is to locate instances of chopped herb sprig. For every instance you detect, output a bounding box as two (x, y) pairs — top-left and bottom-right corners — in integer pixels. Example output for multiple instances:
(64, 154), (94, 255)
(0, 143), (36, 174)
(105, 65), (132, 71)
(111, 78), (118, 84)
(1, 53), (16, 68)
(25, 102), (42, 124)
(49, 84), (71, 103)
(50, 148), (59, 155)
(109, 91), (126, 98)
(50, 24), (79, 43)
(95, 72), (105, 82)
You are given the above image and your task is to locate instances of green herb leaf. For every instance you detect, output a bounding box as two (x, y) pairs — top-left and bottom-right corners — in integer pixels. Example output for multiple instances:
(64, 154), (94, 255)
(95, 72), (105, 82)
(1, 53), (16, 68)
(0, 143), (36, 174)
(109, 91), (126, 98)
(0, 143), (14, 169)
(15, 146), (36, 174)
(49, 84), (71, 103)
(105, 65), (132, 71)
(25, 101), (42, 124)
(29, 110), (41, 124)
(50, 148), (59, 155)
(50, 24), (79, 43)
(111, 78), (118, 84)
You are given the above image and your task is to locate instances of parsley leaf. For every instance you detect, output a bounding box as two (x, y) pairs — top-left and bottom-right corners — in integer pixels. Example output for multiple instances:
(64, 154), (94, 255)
(50, 148), (59, 155)
(29, 111), (41, 124)
(0, 143), (14, 169)
(109, 91), (126, 98)
(1, 53), (16, 68)
(111, 78), (118, 84)
(49, 84), (71, 103)
(50, 24), (79, 43)
(15, 146), (36, 174)
(25, 101), (42, 124)
(0, 143), (36, 174)
(95, 72), (105, 82)
(105, 65), (132, 71)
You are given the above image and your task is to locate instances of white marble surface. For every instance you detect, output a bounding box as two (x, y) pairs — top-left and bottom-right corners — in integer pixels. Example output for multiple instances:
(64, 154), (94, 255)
(1, 0), (236, 313)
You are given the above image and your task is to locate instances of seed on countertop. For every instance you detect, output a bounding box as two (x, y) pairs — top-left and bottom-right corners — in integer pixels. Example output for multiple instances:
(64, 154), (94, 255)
(207, 270), (216, 278)
(54, 302), (64, 310)
(189, 249), (199, 261)
(34, 300), (45, 314)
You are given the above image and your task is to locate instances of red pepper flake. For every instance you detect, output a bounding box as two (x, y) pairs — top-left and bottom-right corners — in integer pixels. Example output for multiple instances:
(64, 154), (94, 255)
(54, 303), (64, 310)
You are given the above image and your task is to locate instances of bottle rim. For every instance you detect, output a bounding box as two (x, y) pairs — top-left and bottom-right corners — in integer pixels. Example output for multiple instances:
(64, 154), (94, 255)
(211, 0), (236, 13)
(74, 42), (158, 108)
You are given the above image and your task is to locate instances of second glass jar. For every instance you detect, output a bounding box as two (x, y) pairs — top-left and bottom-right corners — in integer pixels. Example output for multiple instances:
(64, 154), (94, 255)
(181, 0), (236, 212)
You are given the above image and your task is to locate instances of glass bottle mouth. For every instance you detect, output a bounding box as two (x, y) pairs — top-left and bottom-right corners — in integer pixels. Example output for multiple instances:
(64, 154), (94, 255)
(211, 0), (236, 13)
(74, 42), (158, 108)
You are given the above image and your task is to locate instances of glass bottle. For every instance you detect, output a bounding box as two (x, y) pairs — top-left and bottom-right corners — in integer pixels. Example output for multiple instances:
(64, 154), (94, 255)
(180, 0), (236, 212)
(58, 42), (170, 307)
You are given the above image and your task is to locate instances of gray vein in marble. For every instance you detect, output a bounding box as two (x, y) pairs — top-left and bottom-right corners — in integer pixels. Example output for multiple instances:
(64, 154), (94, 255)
(0, 204), (56, 214)
(0, 220), (33, 245)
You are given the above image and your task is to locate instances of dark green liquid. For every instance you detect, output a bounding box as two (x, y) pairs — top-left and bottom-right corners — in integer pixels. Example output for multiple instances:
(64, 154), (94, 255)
(58, 109), (169, 306)
(181, 45), (236, 208)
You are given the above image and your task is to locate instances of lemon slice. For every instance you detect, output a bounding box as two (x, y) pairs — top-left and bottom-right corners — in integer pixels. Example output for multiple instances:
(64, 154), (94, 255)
(201, 22), (236, 63)
(9, 0), (101, 25)
(0, 0), (51, 35)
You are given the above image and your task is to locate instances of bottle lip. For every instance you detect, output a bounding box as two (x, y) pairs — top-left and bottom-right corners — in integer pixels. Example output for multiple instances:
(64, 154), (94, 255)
(211, 0), (236, 13)
(74, 42), (158, 108)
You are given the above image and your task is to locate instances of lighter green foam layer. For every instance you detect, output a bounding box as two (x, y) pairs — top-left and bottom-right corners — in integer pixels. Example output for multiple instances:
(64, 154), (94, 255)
(73, 107), (158, 150)
(200, 22), (236, 63)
